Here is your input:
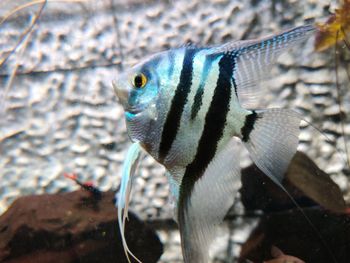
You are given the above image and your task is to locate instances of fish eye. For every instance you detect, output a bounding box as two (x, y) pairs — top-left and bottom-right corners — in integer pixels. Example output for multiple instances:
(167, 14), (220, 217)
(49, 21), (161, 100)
(132, 73), (147, 89)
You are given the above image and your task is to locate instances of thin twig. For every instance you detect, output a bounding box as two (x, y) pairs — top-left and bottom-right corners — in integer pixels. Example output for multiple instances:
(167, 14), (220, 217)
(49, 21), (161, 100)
(341, 28), (350, 83)
(334, 30), (350, 169)
(0, 0), (87, 67)
(0, 0), (86, 26)
(0, 3), (46, 67)
(109, 0), (124, 70)
(343, 50), (350, 84)
(0, 62), (121, 78)
(341, 27), (350, 50)
(0, 0), (47, 118)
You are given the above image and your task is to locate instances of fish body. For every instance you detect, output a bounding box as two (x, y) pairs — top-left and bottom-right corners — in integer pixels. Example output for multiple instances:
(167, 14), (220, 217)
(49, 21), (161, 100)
(120, 47), (248, 168)
(114, 25), (315, 263)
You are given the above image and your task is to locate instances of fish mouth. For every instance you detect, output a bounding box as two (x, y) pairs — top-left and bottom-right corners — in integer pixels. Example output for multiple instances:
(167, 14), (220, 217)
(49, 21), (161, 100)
(125, 105), (145, 115)
(113, 87), (144, 115)
(112, 84), (143, 115)
(113, 85), (128, 103)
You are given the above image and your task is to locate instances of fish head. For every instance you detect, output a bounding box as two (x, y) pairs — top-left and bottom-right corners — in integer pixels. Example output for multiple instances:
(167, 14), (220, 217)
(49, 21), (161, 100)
(113, 51), (170, 144)
(114, 60), (159, 116)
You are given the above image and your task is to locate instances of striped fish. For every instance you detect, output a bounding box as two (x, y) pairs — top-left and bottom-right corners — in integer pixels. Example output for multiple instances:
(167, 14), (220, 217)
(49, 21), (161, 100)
(114, 24), (315, 263)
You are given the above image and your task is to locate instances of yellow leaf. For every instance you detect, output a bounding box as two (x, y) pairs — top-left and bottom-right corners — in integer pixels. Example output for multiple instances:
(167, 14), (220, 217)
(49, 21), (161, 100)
(315, 0), (350, 51)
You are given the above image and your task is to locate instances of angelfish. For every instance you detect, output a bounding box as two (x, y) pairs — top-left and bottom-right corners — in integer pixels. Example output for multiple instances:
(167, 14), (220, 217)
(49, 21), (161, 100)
(114, 25), (315, 263)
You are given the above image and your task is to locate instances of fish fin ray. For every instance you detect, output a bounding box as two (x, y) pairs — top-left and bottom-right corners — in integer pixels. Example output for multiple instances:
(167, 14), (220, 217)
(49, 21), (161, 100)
(243, 110), (339, 262)
(178, 139), (241, 263)
(243, 108), (301, 184)
(165, 171), (181, 221)
(212, 25), (315, 108)
(116, 143), (143, 263)
(166, 171), (180, 201)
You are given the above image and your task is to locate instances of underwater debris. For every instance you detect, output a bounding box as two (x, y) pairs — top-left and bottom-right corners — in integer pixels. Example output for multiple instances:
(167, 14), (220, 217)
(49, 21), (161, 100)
(314, 0), (350, 52)
(64, 172), (102, 200)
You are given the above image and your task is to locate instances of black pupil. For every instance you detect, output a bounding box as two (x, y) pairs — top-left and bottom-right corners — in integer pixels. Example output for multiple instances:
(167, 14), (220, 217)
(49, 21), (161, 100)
(134, 74), (143, 88)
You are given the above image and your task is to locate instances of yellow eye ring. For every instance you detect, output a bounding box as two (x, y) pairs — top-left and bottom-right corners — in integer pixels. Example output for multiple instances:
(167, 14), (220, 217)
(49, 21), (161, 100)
(132, 73), (147, 89)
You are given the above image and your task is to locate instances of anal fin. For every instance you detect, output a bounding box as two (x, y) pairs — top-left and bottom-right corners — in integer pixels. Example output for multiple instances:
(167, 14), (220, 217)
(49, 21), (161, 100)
(177, 139), (241, 263)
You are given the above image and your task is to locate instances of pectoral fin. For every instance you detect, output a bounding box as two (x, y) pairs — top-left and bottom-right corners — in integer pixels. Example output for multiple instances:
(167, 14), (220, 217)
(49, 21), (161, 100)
(116, 142), (142, 263)
(177, 139), (241, 263)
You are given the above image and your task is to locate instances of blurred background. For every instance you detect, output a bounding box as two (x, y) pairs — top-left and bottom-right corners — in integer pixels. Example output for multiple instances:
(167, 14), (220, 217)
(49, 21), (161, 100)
(0, 0), (349, 262)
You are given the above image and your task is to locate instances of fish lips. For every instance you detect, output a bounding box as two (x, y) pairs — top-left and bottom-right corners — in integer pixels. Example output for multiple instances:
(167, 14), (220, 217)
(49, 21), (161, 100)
(125, 105), (145, 115)
(113, 82), (128, 105)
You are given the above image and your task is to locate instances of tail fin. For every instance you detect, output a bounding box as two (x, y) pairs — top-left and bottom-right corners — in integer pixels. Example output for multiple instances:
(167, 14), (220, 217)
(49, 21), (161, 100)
(242, 108), (338, 263)
(242, 108), (300, 185)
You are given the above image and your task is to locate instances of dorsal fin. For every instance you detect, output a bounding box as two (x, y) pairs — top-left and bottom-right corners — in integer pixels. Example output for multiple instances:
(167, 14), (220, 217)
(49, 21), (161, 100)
(180, 42), (199, 48)
(209, 24), (316, 109)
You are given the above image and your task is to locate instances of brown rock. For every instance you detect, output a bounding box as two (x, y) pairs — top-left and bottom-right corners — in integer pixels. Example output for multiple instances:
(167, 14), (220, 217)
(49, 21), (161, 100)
(0, 190), (163, 263)
(239, 208), (350, 263)
(239, 151), (349, 262)
(240, 151), (346, 213)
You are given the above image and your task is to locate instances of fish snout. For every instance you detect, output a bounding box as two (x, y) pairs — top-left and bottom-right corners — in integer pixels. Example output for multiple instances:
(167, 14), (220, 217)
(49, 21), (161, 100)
(113, 81), (129, 107)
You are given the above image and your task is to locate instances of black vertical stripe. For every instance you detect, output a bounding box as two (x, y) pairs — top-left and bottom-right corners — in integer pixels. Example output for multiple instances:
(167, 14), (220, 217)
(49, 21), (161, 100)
(158, 48), (197, 162)
(178, 51), (235, 218)
(241, 110), (258, 142)
(191, 84), (205, 120)
(231, 54), (239, 99)
(190, 54), (216, 120)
